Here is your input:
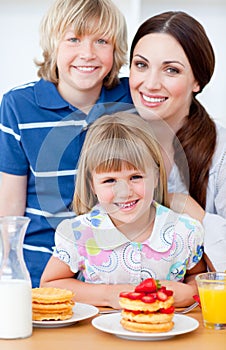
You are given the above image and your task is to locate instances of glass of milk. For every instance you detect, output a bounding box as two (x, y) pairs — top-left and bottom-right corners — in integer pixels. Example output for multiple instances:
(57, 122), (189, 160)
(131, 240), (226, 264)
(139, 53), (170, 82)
(0, 216), (32, 339)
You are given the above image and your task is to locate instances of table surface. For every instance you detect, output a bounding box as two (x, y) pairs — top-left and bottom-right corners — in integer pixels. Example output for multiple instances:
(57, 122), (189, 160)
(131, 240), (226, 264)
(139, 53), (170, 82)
(1, 307), (226, 350)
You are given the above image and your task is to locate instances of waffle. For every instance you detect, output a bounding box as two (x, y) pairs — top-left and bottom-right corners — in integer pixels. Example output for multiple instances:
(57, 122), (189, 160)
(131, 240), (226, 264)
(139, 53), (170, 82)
(32, 287), (75, 321)
(119, 278), (175, 333)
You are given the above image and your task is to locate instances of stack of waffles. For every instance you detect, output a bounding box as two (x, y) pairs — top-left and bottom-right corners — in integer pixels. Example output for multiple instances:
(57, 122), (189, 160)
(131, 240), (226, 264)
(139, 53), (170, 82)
(32, 287), (75, 321)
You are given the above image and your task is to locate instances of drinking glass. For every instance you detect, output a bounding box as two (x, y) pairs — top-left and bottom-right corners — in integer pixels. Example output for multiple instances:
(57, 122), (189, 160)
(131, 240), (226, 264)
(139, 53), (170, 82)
(0, 216), (32, 339)
(196, 272), (226, 330)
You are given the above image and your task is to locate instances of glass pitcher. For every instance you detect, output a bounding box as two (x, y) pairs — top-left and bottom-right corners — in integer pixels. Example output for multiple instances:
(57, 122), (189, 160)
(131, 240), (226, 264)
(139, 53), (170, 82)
(0, 216), (32, 339)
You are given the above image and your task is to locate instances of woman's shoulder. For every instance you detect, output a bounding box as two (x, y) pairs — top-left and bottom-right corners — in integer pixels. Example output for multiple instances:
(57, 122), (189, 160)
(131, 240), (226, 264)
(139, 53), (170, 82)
(210, 122), (226, 169)
(154, 201), (204, 232)
(215, 122), (226, 144)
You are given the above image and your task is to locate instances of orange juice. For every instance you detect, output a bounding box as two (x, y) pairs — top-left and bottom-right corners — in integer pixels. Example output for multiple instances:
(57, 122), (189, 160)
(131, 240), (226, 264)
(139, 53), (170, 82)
(198, 286), (226, 324)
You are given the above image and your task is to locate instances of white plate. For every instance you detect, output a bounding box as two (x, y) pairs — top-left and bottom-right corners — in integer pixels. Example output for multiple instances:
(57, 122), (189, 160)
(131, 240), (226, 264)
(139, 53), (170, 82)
(33, 302), (99, 328)
(92, 313), (199, 341)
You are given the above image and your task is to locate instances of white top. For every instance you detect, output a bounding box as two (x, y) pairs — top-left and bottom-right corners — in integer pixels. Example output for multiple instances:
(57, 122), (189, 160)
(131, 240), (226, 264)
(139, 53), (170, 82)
(168, 123), (226, 271)
(53, 202), (204, 284)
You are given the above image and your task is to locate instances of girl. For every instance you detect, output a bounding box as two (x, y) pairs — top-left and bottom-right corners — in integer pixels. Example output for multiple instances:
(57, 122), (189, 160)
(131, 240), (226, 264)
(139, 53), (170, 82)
(129, 11), (226, 272)
(0, 0), (132, 287)
(41, 112), (206, 308)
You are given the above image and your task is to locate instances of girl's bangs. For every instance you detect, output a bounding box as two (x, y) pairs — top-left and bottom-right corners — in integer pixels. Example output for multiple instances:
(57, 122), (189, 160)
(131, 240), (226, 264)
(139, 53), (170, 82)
(87, 138), (149, 174)
(95, 159), (137, 173)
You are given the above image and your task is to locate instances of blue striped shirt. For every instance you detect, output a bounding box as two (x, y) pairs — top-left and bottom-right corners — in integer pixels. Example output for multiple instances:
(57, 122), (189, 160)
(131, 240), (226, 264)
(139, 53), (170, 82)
(0, 78), (133, 286)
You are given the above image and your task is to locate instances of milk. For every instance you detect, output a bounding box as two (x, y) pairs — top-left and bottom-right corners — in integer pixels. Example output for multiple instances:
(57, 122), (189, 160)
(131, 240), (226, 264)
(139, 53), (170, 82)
(0, 279), (32, 339)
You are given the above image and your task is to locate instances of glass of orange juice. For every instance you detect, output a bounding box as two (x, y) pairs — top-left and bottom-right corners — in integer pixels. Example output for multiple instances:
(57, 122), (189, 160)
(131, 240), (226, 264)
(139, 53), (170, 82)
(196, 272), (226, 330)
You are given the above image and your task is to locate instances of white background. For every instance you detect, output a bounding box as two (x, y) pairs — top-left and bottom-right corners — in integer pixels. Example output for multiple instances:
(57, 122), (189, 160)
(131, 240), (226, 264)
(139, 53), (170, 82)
(0, 0), (225, 126)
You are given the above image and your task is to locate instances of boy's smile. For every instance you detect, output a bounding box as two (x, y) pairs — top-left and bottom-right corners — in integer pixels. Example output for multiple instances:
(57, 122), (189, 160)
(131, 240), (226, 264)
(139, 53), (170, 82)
(56, 31), (114, 108)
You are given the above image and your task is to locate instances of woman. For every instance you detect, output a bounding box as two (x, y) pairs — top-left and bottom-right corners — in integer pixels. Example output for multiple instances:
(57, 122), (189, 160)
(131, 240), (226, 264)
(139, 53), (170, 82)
(129, 11), (226, 272)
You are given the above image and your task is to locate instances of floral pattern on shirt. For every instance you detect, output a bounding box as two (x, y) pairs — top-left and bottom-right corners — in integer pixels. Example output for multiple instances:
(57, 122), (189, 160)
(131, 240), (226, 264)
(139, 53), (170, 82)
(54, 202), (204, 284)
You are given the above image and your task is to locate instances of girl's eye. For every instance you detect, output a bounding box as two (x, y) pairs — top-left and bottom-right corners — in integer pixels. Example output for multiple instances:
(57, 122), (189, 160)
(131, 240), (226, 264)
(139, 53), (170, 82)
(131, 175), (143, 181)
(103, 178), (115, 184)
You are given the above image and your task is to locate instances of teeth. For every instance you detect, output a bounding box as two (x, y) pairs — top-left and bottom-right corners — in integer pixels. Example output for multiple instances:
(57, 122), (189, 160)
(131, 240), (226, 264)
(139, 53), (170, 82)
(142, 94), (166, 103)
(117, 201), (137, 209)
(77, 66), (96, 72)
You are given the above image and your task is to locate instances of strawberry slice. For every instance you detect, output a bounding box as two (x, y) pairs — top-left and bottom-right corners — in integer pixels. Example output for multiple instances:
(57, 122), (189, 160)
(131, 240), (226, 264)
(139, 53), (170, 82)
(119, 291), (131, 298)
(159, 306), (175, 314)
(131, 310), (141, 315)
(127, 292), (146, 300)
(157, 291), (168, 301)
(159, 286), (166, 292)
(141, 294), (156, 303)
(135, 278), (160, 293)
(193, 294), (201, 308)
(159, 286), (173, 296)
(164, 289), (173, 296)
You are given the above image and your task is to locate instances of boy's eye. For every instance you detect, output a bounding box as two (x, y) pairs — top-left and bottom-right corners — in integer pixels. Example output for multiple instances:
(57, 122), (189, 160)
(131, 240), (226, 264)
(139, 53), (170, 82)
(68, 37), (80, 43)
(97, 38), (108, 45)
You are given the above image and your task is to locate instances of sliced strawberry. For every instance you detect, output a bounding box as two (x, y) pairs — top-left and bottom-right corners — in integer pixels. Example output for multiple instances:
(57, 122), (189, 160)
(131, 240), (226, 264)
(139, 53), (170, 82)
(157, 291), (168, 301)
(131, 310), (141, 315)
(141, 295), (156, 303)
(151, 292), (157, 299)
(159, 286), (173, 296)
(135, 278), (160, 293)
(193, 294), (201, 307)
(124, 309), (141, 315)
(127, 292), (145, 300)
(119, 291), (131, 298)
(159, 306), (175, 314)
(159, 286), (166, 292)
(164, 289), (173, 296)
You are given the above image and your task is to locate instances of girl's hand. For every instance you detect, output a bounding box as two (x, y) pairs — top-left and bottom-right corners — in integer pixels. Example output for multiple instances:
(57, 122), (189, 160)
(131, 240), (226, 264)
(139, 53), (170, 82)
(159, 280), (198, 307)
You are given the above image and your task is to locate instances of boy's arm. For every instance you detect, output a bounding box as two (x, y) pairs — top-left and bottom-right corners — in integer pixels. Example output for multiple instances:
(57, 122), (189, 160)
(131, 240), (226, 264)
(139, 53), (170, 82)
(0, 173), (27, 215)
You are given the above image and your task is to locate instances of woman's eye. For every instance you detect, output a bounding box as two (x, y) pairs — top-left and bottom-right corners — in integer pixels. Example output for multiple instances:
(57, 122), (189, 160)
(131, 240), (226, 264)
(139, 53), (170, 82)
(165, 67), (180, 74)
(133, 61), (148, 70)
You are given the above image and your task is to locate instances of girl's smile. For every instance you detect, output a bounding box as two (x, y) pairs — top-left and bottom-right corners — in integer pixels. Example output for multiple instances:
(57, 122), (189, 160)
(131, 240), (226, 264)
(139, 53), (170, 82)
(92, 163), (158, 238)
(114, 199), (139, 210)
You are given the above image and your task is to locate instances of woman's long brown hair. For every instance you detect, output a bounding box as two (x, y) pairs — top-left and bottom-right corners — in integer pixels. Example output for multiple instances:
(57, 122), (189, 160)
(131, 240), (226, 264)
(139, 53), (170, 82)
(130, 11), (216, 208)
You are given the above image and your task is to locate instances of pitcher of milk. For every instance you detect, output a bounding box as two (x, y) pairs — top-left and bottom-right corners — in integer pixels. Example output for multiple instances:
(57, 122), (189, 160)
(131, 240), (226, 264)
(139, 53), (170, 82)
(0, 216), (32, 339)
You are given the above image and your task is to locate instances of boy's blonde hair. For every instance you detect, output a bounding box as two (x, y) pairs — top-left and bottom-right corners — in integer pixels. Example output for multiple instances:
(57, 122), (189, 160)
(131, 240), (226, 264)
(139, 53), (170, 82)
(73, 112), (169, 214)
(35, 0), (128, 88)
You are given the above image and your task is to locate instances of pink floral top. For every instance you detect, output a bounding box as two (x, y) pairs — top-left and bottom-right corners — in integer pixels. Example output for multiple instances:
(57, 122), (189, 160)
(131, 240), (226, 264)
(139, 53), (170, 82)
(53, 202), (204, 284)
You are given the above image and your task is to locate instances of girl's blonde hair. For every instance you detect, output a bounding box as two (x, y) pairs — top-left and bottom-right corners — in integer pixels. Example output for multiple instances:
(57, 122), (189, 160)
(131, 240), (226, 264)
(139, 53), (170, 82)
(35, 0), (128, 88)
(73, 112), (169, 214)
